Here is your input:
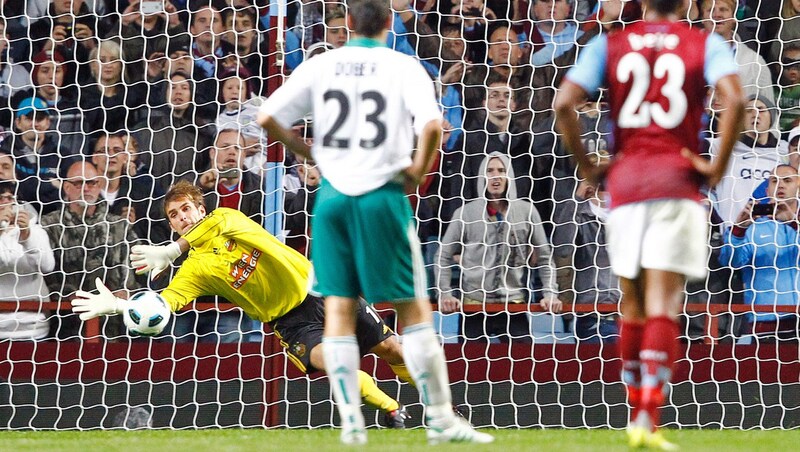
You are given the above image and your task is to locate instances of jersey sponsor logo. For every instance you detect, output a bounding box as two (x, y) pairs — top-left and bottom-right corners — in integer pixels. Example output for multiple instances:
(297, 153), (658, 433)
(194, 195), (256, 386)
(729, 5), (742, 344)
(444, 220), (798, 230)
(740, 168), (772, 180)
(230, 248), (262, 289)
(225, 239), (237, 252)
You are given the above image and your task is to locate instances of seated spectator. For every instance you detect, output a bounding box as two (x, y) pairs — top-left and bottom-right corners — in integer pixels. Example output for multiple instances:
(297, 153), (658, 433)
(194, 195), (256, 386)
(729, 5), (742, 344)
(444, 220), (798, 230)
(133, 71), (214, 192)
(776, 43), (800, 133)
(712, 94), (788, 227)
(1, 97), (78, 215)
(436, 153), (562, 343)
(190, 4), (234, 80)
(199, 129), (264, 225)
(701, 0), (774, 104)
(529, 0), (583, 66)
(0, 17), (31, 128)
(0, 177), (55, 340)
(81, 39), (147, 134)
(552, 158), (620, 344)
(41, 160), (138, 339)
(720, 164), (800, 340)
(90, 133), (170, 247)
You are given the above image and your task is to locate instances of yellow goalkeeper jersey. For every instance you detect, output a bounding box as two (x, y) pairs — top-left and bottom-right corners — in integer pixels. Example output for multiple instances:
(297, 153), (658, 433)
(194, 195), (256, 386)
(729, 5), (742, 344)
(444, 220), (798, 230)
(160, 208), (311, 323)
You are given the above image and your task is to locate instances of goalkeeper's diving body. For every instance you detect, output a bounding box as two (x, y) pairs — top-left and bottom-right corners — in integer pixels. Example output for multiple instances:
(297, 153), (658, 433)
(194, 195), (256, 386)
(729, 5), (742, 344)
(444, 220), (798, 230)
(71, 180), (412, 428)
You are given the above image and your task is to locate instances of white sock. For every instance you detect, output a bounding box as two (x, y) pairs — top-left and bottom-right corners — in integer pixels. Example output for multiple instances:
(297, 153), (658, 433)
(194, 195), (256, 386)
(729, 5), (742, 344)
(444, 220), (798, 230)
(322, 336), (364, 431)
(402, 323), (454, 427)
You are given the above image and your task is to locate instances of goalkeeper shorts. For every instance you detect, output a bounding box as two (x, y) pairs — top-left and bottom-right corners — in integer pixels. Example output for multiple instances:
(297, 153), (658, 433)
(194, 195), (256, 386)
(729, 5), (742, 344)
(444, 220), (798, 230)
(269, 294), (394, 373)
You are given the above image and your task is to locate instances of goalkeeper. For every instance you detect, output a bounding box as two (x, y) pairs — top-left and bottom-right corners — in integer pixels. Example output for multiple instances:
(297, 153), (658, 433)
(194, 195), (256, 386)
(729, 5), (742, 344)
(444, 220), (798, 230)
(72, 180), (412, 428)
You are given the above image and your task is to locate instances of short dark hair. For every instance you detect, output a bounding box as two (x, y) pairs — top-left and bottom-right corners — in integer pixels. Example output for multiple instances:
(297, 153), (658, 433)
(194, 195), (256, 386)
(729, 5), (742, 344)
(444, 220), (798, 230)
(646, 0), (683, 15)
(348, 0), (390, 38)
(0, 180), (16, 195)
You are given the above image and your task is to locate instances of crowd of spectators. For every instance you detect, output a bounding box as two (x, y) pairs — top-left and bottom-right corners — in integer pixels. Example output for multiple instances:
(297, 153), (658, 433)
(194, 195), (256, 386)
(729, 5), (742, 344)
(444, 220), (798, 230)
(0, 0), (797, 344)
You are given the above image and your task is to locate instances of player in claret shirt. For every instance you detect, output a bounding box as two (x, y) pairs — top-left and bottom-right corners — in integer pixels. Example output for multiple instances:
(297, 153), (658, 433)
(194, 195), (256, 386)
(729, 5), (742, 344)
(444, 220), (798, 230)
(554, 0), (745, 448)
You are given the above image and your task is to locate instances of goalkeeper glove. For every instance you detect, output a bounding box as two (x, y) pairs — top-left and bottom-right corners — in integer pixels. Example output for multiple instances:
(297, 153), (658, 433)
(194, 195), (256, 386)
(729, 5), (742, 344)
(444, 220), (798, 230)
(130, 242), (183, 280)
(71, 278), (127, 321)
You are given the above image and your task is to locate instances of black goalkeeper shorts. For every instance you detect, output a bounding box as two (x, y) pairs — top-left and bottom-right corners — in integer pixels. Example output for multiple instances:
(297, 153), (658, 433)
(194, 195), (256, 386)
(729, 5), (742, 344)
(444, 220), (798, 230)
(268, 294), (395, 374)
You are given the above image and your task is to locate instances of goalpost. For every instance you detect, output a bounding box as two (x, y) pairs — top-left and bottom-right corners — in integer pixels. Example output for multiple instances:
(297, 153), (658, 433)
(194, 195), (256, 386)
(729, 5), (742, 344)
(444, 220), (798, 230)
(0, 0), (797, 431)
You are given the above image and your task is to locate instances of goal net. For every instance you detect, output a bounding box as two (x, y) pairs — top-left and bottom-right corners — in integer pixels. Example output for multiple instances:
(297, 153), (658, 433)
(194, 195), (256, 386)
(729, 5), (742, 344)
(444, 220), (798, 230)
(0, 0), (798, 431)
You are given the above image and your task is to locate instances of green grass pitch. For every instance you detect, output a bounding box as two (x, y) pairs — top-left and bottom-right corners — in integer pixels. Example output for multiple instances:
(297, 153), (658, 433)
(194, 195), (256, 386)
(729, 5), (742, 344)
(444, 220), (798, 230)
(2, 428), (797, 451)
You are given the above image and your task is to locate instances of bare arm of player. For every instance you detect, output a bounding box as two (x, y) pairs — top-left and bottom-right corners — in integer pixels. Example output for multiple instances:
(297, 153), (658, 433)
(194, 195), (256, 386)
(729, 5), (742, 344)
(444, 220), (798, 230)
(554, 81), (607, 184)
(405, 118), (443, 186)
(682, 74), (745, 188)
(257, 113), (313, 161)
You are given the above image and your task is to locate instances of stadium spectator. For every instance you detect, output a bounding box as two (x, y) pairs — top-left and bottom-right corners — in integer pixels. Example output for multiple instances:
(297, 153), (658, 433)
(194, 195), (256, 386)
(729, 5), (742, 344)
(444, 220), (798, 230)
(29, 3), (106, 88)
(220, 5), (263, 82)
(90, 133), (170, 247)
(81, 39), (147, 134)
(552, 157), (620, 344)
(145, 36), (220, 118)
(41, 160), (137, 339)
(214, 69), (268, 174)
(445, 71), (534, 215)
(200, 129), (264, 225)
(323, 7), (349, 48)
(133, 70), (214, 193)
(790, 126), (800, 168)
(437, 153), (561, 342)
(1, 97), (78, 215)
(25, 49), (78, 114)
(720, 164), (800, 341)
(284, 124), (318, 257)
(776, 43), (800, 133)
(712, 94), (789, 227)
(0, 177), (55, 341)
(701, 0), (775, 104)
(528, 0), (584, 66)
(768, 0), (800, 71)
(119, 0), (187, 80)
(25, 0), (107, 25)
(461, 21), (532, 112)
(189, 4), (233, 79)
(0, 17), (30, 128)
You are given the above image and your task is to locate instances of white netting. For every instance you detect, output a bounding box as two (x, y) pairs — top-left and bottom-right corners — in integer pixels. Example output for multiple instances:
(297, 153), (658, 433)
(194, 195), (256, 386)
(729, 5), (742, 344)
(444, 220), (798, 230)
(0, 0), (798, 430)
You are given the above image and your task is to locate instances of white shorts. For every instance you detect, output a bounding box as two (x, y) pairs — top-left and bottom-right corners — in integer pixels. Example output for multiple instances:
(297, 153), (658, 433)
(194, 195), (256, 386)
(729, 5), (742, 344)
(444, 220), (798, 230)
(606, 199), (708, 282)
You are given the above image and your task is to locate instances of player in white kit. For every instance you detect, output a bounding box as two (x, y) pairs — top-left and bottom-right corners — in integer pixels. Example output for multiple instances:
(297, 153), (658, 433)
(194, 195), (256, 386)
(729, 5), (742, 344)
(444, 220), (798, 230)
(257, 0), (493, 445)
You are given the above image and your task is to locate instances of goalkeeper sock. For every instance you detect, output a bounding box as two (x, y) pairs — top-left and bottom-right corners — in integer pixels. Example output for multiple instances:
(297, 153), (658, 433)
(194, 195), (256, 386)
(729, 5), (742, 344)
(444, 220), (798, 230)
(401, 323), (454, 428)
(322, 336), (365, 431)
(619, 320), (645, 423)
(389, 362), (416, 387)
(357, 369), (399, 413)
(639, 316), (679, 431)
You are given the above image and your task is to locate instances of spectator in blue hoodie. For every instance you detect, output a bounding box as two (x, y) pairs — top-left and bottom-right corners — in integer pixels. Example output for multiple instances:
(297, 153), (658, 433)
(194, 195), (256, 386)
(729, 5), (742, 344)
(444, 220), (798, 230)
(720, 164), (800, 340)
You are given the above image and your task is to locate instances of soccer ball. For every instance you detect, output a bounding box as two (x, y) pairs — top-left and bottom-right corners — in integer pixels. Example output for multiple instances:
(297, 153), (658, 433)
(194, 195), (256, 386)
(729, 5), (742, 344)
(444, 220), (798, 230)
(123, 291), (171, 336)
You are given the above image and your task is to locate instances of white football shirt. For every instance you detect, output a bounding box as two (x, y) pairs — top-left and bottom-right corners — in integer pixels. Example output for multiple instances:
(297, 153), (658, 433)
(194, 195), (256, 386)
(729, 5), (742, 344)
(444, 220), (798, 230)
(260, 39), (442, 196)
